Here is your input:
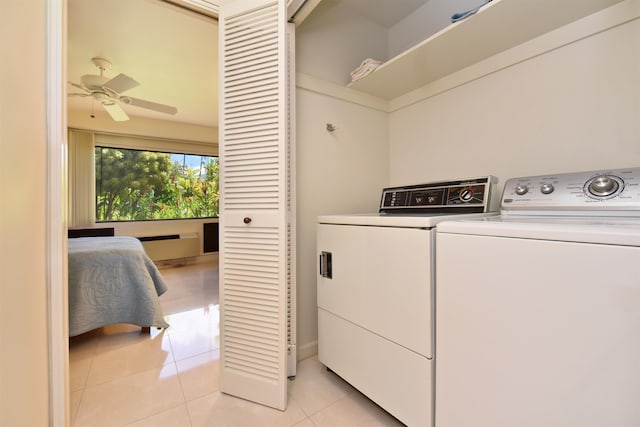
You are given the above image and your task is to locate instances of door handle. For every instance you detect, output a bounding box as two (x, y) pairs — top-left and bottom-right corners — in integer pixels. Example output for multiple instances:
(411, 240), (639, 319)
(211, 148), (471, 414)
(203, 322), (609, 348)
(319, 251), (332, 279)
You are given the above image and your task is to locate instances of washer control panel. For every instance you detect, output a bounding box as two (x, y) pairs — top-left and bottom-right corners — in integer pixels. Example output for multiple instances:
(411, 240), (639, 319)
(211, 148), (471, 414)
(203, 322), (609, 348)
(502, 167), (640, 215)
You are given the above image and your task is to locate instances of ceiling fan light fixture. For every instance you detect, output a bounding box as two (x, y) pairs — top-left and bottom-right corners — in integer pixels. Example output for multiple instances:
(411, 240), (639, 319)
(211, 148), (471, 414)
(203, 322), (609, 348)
(81, 74), (109, 88)
(91, 57), (112, 73)
(68, 57), (178, 122)
(93, 92), (111, 104)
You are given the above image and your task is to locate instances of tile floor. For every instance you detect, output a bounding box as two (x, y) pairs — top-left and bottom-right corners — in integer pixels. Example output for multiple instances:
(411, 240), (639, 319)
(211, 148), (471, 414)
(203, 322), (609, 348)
(69, 261), (405, 426)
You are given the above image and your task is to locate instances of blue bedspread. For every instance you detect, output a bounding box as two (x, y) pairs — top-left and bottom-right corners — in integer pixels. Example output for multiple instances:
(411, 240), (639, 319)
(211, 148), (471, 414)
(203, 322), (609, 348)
(68, 236), (170, 336)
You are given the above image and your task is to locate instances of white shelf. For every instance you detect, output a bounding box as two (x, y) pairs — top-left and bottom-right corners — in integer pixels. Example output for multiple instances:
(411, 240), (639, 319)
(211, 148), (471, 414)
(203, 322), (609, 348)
(347, 0), (625, 100)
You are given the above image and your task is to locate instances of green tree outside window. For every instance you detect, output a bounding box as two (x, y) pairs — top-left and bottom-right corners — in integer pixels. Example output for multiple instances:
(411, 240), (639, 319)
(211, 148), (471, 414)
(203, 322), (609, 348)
(95, 147), (219, 222)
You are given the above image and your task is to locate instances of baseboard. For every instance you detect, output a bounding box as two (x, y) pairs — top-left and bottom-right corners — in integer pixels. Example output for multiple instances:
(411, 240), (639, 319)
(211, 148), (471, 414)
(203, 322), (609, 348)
(194, 252), (218, 264)
(297, 340), (318, 361)
(156, 252), (218, 269)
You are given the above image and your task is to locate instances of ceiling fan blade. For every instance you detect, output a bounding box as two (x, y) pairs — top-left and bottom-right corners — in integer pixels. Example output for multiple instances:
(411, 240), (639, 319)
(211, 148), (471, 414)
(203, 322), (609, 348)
(102, 102), (129, 122)
(68, 93), (91, 97)
(68, 81), (90, 93)
(121, 96), (177, 115)
(103, 73), (139, 94)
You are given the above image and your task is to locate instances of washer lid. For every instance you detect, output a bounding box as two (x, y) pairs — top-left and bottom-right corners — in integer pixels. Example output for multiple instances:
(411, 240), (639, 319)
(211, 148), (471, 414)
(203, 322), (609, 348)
(437, 215), (640, 246)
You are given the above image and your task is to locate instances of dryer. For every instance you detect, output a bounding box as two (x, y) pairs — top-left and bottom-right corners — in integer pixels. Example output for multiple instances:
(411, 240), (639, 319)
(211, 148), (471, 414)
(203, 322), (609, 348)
(435, 167), (640, 427)
(317, 176), (497, 427)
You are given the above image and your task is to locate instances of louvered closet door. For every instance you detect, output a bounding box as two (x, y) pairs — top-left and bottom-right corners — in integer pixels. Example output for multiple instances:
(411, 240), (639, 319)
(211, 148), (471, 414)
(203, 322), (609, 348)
(219, 0), (294, 411)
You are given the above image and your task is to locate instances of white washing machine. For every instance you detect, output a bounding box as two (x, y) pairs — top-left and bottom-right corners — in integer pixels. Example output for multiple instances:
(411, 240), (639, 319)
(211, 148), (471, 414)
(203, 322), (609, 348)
(435, 167), (640, 427)
(317, 177), (498, 427)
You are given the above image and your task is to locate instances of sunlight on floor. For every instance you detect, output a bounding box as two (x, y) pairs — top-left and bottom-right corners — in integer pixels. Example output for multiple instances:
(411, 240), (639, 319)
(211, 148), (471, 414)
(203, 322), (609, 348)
(69, 261), (404, 426)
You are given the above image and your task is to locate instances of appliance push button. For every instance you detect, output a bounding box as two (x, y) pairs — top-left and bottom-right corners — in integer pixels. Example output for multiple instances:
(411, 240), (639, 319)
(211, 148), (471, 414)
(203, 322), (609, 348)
(540, 183), (554, 194)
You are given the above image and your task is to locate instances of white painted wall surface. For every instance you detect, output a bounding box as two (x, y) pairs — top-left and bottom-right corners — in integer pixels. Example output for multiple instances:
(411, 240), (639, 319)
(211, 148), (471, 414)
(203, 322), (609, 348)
(388, 0), (480, 58)
(295, 0), (388, 85)
(68, 109), (218, 144)
(389, 16), (640, 193)
(295, 86), (389, 357)
(0, 1), (51, 424)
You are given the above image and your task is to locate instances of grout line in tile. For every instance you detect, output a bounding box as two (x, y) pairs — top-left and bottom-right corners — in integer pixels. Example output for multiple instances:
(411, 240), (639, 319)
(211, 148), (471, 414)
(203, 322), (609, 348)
(122, 401), (190, 427)
(172, 359), (190, 405)
(70, 388), (85, 427)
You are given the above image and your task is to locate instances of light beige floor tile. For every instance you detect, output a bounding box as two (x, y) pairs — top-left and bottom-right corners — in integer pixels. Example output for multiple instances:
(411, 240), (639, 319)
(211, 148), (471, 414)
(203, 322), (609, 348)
(85, 330), (174, 386)
(291, 418), (316, 427)
(160, 263), (219, 315)
(70, 389), (83, 425)
(288, 356), (355, 416)
(69, 333), (101, 391)
(73, 364), (185, 427)
(176, 349), (221, 401)
(168, 322), (220, 362)
(95, 324), (164, 351)
(187, 391), (307, 427)
(163, 305), (219, 337)
(69, 354), (93, 392)
(69, 331), (101, 357)
(124, 404), (192, 427)
(310, 392), (405, 427)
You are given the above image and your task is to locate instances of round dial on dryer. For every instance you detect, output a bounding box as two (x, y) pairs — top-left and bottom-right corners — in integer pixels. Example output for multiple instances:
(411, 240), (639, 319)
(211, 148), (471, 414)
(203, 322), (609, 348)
(459, 188), (474, 202)
(515, 184), (529, 195)
(586, 174), (621, 198)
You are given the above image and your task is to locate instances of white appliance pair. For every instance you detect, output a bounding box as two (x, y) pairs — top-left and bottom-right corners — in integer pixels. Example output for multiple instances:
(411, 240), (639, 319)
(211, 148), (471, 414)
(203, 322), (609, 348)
(318, 167), (640, 427)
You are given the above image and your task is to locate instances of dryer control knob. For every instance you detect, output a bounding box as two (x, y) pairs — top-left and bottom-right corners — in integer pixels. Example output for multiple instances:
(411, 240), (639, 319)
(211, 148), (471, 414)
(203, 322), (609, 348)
(460, 188), (474, 202)
(515, 184), (528, 195)
(540, 183), (554, 194)
(588, 175), (619, 197)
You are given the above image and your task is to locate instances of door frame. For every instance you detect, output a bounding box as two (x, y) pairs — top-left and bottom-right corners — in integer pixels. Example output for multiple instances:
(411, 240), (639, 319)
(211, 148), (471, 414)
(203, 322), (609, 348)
(45, 1), (226, 425)
(46, 0), (69, 424)
(45, 0), (316, 423)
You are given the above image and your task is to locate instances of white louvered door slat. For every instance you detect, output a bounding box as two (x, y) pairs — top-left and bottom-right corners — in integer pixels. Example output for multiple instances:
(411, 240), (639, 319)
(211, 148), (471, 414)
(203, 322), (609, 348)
(219, 0), (295, 411)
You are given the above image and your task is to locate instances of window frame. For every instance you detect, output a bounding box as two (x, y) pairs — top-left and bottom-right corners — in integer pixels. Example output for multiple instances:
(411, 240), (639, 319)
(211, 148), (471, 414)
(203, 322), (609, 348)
(94, 145), (219, 222)
(68, 129), (218, 227)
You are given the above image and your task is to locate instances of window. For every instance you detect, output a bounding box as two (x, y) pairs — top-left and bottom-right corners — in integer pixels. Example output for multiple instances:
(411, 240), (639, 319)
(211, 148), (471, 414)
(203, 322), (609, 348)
(95, 146), (219, 222)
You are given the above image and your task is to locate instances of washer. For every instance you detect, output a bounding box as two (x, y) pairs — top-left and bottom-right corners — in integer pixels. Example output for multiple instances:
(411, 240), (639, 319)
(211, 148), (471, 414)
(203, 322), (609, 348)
(435, 167), (640, 427)
(317, 176), (497, 427)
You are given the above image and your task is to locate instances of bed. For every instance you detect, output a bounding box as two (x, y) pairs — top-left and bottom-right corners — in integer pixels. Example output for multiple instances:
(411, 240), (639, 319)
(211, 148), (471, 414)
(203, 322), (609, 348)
(68, 236), (170, 337)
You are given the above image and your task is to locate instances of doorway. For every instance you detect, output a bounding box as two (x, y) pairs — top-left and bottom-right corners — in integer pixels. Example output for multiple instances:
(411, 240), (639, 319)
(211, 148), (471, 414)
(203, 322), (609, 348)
(47, 0), (221, 424)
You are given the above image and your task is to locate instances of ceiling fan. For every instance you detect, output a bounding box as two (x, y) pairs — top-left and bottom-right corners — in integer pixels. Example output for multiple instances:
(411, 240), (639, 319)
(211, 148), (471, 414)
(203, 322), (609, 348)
(68, 57), (178, 122)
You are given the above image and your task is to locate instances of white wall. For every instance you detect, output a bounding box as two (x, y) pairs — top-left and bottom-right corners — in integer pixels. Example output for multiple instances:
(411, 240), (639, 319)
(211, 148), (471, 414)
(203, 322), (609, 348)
(388, 0), (480, 57)
(389, 15), (640, 192)
(295, 3), (392, 356)
(295, 83), (389, 357)
(0, 0), (51, 425)
(68, 109), (218, 144)
(295, 0), (388, 85)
